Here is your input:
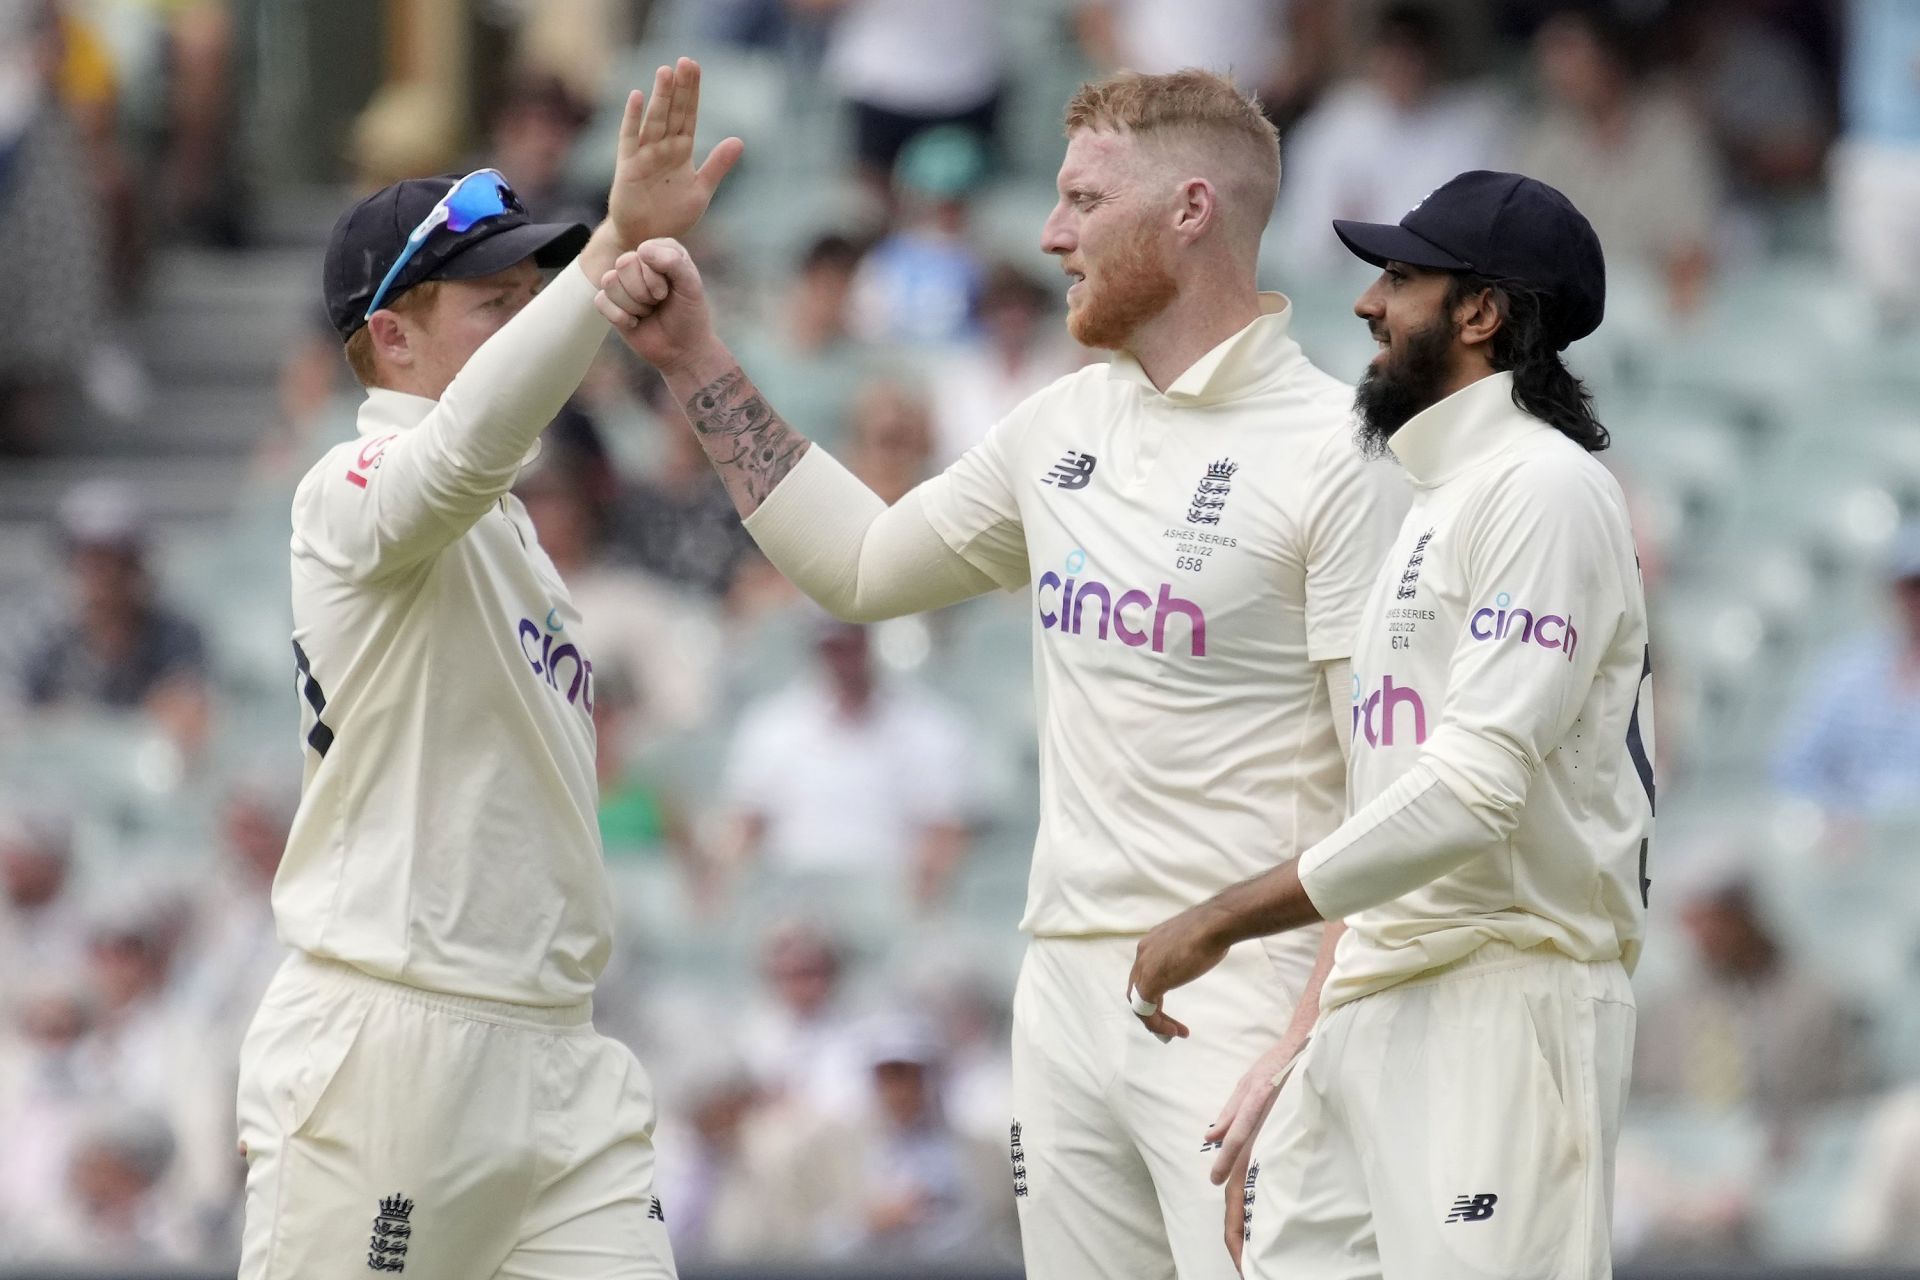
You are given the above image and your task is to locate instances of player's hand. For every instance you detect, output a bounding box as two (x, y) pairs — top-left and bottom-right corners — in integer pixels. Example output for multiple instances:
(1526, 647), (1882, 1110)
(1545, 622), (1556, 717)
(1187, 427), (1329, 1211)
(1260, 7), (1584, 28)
(597, 239), (725, 376)
(1210, 1033), (1305, 1272)
(1127, 903), (1233, 1041)
(606, 58), (743, 248)
(1206, 1033), (1303, 1185)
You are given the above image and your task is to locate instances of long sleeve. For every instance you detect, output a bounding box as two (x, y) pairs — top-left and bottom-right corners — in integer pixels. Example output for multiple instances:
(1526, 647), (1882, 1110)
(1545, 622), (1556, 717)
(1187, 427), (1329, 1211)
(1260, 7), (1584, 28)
(742, 446), (1004, 622)
(1300, 460), (1630, 920)
(293, 264), (609, 583)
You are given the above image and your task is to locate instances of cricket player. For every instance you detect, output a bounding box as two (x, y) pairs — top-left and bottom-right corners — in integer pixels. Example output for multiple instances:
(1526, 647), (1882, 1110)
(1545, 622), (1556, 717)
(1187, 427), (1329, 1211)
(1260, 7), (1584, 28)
(1129, 170), (1654, 1279)
(593, 70), (1407, 1279)
(233, 61), (740, 1280)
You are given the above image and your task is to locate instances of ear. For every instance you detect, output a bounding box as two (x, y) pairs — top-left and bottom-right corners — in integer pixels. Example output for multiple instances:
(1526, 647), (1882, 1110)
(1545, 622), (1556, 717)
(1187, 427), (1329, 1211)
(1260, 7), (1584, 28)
(1172, 177), (1219, 243)
(1453, 285), (1503, 351)
(366, 309), (414, 372)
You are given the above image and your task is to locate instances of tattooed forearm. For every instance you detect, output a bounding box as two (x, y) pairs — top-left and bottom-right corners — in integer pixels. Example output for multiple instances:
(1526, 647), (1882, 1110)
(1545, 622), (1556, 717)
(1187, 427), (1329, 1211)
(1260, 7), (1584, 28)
(681, 366), (812, 514)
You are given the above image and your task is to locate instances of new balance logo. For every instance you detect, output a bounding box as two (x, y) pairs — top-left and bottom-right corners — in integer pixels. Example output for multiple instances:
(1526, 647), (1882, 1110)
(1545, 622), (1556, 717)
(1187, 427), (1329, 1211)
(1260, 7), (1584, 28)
(1009, 1120), (1029, 1198)
(1445, 1192), (1498, 1223)
(1042, 451), (1097, 490)
(367, 1193), (413, 1272)
(647, 1197), (666, 1223)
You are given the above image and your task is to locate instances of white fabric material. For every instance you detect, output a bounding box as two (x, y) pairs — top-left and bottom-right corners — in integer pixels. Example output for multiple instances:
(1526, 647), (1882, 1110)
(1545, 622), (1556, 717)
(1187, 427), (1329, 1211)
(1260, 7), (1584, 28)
(1244, 943), (1634, 1280)
(741, 449), (998, 622)
(1091, 0), (1287, 86)
(277, 264), (615, 1006)
(1275, 82), (1505, 274)
(723, 679), (973, 877)
(1834, 138), (1920, 318)
(914, 294), (1409, 937)
(1297, 372), (1654, 1012)
(825, 0), (1003, 113)
(237, 953), (674, 1279)
(1010, 935), (1314, 1280)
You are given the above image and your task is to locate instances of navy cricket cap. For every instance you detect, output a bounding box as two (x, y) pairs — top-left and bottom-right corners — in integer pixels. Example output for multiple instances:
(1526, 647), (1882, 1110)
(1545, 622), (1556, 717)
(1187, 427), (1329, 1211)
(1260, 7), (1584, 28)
(322, 173), (590, 341)
(1333, 170), (1606, 349)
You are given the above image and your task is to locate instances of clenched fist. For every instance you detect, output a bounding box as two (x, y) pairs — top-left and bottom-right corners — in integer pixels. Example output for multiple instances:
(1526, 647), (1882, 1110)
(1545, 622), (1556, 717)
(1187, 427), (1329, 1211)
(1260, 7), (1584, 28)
(596, 238), (727, 379)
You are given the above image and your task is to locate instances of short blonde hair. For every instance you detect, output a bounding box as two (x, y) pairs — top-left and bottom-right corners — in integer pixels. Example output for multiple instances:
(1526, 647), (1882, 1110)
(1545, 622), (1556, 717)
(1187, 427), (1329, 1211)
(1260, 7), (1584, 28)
(343, 281), (443, 387)
(1064, 68), (1278, 158)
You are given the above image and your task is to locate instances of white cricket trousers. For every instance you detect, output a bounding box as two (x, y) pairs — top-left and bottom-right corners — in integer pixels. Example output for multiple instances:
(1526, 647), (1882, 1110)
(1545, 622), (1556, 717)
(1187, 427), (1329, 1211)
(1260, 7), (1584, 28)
(1244, 942), (1635, 1280)
(1012, 934), (1312, 1280)
(236, 953), (676, 1280)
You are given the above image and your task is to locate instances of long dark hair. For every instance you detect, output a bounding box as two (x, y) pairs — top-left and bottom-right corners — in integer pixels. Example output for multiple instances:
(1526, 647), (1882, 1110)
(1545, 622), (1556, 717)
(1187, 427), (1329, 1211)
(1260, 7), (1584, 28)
(1445, 273), (1609, 453)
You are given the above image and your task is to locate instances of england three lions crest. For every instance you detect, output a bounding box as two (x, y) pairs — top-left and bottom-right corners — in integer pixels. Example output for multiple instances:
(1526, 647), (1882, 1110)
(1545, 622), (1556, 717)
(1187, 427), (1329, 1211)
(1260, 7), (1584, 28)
(1186, 459), (1238, 525)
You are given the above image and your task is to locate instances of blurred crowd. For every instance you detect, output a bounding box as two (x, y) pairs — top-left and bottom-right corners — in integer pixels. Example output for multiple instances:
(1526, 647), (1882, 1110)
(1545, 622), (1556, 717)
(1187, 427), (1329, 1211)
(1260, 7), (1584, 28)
(4, 0), (1920, 1272)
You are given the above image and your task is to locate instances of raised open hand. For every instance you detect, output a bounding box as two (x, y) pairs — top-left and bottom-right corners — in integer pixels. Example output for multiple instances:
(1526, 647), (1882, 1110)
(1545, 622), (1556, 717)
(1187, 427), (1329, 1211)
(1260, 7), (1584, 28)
(607, 58), (744, 248)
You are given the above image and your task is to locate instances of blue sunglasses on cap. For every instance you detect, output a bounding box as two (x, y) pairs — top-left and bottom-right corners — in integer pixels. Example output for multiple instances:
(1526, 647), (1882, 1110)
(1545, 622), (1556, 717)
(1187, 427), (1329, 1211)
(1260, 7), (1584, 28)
(364, 168), (521, 319)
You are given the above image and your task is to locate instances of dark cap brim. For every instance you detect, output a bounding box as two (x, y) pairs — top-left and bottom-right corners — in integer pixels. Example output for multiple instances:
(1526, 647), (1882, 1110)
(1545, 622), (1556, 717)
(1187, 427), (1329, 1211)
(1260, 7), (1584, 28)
(433, 220), (591, 281)
(1332, 219), (1473, 272)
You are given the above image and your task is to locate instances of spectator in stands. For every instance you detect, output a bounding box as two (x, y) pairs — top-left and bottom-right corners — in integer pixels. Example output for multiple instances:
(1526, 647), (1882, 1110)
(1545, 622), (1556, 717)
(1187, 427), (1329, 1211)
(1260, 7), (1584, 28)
(653, 1055), (788, 1264)
(76, 889), (233, 1253)
(15, 1107), (197, 1262)
(587, 663), (708, 903)
(788, 1014), (1014, 1263)
(845, 377), (934, 506)
(1674, 0), (1831, 199)
(849, 125), (990, 346)
(927, 261), (1077, 464)
(912, 963), (1013, 1146)
(1074, 0), (1342, 130)
(0, 799), (85, 978)
(174, 772), (295, 1063)
(736, 919), (870, 1120)
(516, 423), (721, 741)
(1510, 5), (1722, 315)
(1633, 866), (1874, 1126)
(1774, 526), (1920, 815)
(21, 482), (210, 753)
(484, 71), (601, 228)
(617, 380), (758, 598)
(729, 233), (874, 453)
(1275, 3), (1504, 275)
(0, 0), (106, 455)
(814, 0), (1005, 202)
(1834, 0), (1920, 326)
(0, 976), (99, 1253)
(1839, 1083), (1920, 1262)
(722, 618), (973, 908)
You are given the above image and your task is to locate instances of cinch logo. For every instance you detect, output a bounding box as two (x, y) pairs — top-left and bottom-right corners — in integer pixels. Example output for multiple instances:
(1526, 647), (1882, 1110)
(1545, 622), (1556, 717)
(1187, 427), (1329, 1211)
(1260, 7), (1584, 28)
(1469, 593), (1578, 662)
(1353, 674), (1428, 747)
(517, 617), (594, 712)
(1036, 567), (1207, 657)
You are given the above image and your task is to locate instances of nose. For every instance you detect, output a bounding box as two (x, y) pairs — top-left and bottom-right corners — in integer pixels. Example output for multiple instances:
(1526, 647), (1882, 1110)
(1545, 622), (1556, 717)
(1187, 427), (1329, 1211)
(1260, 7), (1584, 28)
(1041, 202), (1073, 256)
(1354, 277), (1387, 321)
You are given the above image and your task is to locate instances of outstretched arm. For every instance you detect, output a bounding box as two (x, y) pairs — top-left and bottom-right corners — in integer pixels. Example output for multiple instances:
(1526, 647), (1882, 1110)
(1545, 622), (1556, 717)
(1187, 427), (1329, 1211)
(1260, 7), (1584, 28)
(300, 60), (740, 583)
(599, 240), (1001, 621)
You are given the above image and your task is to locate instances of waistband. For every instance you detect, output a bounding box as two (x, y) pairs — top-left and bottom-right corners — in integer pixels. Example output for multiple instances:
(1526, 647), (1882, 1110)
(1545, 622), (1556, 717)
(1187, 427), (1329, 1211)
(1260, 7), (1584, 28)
(1388, 939), (1625, 993)
(284, 952), (594, 1030)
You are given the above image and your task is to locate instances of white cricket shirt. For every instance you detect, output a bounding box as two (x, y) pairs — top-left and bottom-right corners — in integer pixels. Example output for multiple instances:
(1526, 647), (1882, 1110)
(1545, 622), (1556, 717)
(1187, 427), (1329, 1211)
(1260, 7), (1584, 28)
(1297, 372), (1654, 1011)
(275, 266), (616, 1006)
(918, 295), (1408, 939)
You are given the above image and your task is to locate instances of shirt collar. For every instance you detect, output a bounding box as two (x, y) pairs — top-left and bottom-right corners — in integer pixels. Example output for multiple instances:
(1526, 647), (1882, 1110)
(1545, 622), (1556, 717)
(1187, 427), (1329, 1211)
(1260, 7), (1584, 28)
(357, 387), (437, 437)
(1106, 292), (1306, 403)
(1387, 371), (1545, 487)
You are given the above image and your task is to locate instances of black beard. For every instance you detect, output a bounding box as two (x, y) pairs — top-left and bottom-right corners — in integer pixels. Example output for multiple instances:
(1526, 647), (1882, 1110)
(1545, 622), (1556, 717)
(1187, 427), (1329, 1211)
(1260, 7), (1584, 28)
(1354, 317), (1456, 459)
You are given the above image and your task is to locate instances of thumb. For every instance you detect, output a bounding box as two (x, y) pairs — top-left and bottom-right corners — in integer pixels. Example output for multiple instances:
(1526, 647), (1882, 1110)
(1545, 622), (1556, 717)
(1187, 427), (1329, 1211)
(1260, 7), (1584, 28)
(695, 136), (745, 193)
